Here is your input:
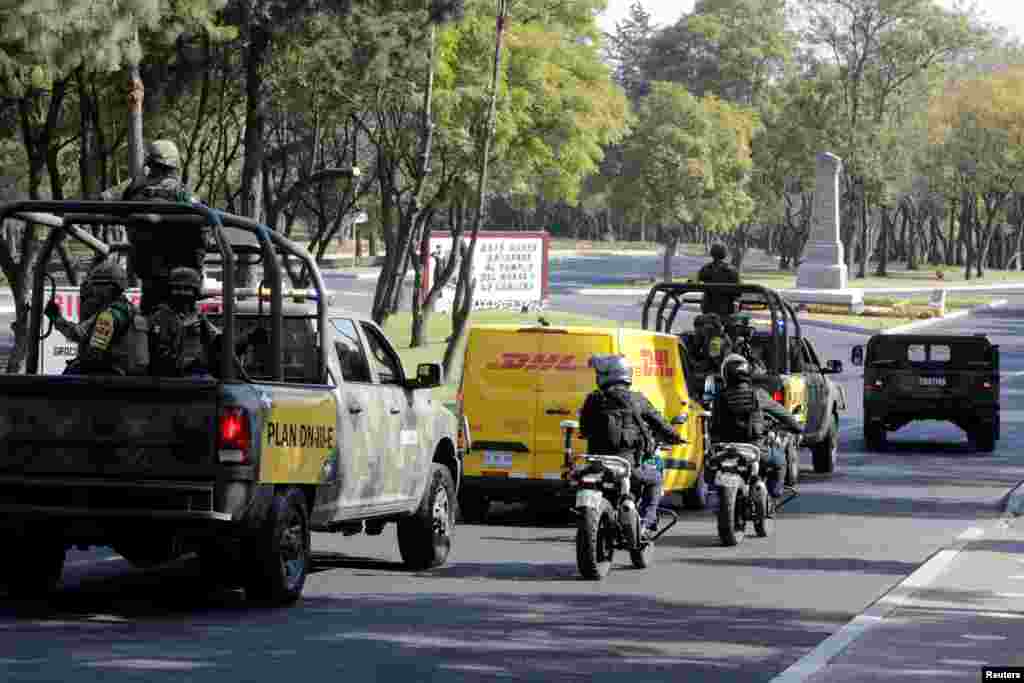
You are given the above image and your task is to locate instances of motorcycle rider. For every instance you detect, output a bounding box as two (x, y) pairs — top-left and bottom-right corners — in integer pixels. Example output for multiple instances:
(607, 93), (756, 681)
(697, 242), (740, 317)
(149, 266), (266, 377)
(44, 260), (149, 375)
(712, 353), (803, 508)
(579, 354), (686, 538)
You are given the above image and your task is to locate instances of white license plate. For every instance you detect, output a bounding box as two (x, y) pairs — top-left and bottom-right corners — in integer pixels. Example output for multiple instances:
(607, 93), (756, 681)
(919, 377), (946, 387)
(575, 489), (604, 510)
(483, 451), (515, 468)
(715, 472), (744, 488)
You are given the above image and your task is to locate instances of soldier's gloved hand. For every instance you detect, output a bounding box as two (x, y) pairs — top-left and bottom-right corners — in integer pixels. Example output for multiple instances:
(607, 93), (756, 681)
(44, 301), (61, 320)
(247, 327), (269, 347)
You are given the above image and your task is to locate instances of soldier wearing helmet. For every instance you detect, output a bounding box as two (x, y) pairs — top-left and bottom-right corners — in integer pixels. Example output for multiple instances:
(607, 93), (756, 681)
(101, 139), (210, 316)
(579, 354), (685, 538)
(44, 260), (149, 375)
(712, 353), (803, 506)
(697, 242), (740, 317)
(149, 267), (266, 377)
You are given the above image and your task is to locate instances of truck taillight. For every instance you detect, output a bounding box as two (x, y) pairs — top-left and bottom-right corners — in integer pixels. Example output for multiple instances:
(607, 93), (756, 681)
(218, 407), (251, 463)
(772, 390), (784, 403)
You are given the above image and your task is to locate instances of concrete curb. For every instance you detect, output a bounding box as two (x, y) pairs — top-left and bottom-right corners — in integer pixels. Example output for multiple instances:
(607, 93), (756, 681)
(1003, 480), (1024, 517)
(880, 298), (1008, 335)
(770, 521), (998, 682)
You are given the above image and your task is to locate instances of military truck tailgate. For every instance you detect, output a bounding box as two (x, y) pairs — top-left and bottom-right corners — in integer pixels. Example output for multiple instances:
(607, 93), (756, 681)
(0, 375), (220, 479)
(868, 336), (998, 402)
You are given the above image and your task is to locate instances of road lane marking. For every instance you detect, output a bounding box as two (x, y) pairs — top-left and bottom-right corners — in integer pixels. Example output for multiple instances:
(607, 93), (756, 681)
(770, 528), (982, 682)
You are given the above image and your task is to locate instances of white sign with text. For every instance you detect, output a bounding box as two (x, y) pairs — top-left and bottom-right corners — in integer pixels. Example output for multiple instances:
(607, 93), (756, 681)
(425, 231), (549, 313)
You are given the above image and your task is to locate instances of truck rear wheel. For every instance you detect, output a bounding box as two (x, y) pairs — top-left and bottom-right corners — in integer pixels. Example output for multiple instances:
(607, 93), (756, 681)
(398, 463), (455, 570)
(1, 528), (65, 598)
(812, 414), (839, 472)
(245, 487), (310, 605)
(973, 424), (996, 453)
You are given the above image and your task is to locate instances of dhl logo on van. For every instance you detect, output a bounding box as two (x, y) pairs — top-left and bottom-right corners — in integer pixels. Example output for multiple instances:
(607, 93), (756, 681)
(486, 349), (674, 377)
(487, 353), (579, 371)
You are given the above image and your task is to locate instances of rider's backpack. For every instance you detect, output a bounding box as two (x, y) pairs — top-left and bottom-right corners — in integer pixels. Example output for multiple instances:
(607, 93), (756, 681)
(596, 389), (646, 453)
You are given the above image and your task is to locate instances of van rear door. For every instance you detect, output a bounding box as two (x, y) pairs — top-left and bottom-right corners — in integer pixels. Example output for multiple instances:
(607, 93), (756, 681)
(461, 327), (540, 480)
(624, 332), (694, 492)
(533, 329), (613, 480)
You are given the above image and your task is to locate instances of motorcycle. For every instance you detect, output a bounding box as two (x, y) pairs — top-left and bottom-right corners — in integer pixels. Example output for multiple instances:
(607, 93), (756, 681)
(560, 420), (681, 580)
(704, 414), (795, 546)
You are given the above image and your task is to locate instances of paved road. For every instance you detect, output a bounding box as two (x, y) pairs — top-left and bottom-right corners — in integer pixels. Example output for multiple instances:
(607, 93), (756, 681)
(2, 262), (1023, 682)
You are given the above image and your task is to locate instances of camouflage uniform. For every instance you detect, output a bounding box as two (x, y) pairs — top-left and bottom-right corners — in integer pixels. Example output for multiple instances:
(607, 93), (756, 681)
(149, 267), (265, 377)
(46, 262), (149, 376)
(101, 140), (210, 315)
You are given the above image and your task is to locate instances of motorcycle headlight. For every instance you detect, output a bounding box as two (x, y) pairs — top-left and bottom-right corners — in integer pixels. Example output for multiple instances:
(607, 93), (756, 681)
(718, 458), (739, 468)
(580, 473), (602, 485)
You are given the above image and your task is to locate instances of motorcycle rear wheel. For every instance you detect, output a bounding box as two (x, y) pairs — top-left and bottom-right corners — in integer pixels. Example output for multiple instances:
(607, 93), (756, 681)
(577, 501), (615, 580)
(717, 485), (746, 547)
(630, 542), (654, 569)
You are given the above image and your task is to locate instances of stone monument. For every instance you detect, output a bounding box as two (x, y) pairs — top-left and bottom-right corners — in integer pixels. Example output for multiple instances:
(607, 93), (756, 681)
(797, 152), (849, 290)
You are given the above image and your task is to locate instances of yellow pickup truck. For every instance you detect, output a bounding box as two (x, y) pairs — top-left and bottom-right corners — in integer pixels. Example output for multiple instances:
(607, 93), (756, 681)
(0, 200), (461, 605)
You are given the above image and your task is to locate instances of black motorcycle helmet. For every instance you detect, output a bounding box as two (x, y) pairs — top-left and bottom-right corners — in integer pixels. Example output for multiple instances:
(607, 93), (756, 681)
(721, 353), (751, 388)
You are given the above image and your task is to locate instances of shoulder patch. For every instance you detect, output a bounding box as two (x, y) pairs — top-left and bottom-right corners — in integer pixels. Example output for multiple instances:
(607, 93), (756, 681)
(89, 311), (116, 350)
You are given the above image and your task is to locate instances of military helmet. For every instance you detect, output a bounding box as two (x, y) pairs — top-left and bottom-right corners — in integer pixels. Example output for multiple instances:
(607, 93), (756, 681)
(710, 242), (728, 261)
(590, 353), (633, 390)
(87, 260), (128, 291)
(145, 139), (180, 170)
(721, 353), (751, 387)
(168, 267), (203, 294)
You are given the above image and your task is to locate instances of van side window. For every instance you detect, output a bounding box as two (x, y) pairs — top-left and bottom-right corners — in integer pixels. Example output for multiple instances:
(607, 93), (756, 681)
(330, 318), (372, 383)
(360, 322), (404, 386)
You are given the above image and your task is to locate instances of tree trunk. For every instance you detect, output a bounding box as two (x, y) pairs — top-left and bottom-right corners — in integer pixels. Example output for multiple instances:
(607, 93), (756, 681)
(241, 19), (270, 225)
(126, 52), (145, 178)
(662, 230), (677, 282)
(443, 0), (509, 378)
(875, 207), (890, 277)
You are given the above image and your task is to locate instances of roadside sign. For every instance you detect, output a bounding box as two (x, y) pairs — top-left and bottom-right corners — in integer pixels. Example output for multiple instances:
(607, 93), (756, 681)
(422, 230), (550, 313)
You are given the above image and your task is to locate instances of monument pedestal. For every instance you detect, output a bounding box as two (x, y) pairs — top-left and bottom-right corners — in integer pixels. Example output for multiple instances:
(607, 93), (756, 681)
(796, 152), (849, 292)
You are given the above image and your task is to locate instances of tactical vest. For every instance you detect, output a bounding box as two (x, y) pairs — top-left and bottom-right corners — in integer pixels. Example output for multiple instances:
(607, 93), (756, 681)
(108, 300), (150, 375)
(718, 386), (765, 442)
(590, 388), (648, 456)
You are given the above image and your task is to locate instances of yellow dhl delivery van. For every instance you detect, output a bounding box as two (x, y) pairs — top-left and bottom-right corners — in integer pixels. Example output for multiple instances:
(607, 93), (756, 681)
(456, 324), (710, 521)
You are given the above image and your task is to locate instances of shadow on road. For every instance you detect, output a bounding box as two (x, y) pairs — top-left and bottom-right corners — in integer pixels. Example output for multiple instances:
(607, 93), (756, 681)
(0, 563), (853, 683)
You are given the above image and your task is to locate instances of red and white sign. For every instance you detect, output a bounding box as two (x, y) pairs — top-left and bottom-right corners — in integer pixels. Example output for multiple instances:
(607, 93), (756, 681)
(422, 230), (549, 313)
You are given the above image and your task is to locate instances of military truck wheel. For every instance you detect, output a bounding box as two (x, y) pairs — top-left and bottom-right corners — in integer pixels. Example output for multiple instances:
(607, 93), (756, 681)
(784, 441), (800, 487)
(973, 424), (996, 453)
(1, 529), (65, 598)
(244, 487), (310, 605)
(812, 413), (839, 473)
(457, 492), (490, 524)
(865, 423), (887, 452)
(683, 469), (709, 510)
(398, 463), (455, 570)
(113, 536), (178, 568)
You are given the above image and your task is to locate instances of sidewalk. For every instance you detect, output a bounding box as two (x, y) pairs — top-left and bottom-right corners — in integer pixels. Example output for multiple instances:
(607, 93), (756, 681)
(773, 487), (1024, 682)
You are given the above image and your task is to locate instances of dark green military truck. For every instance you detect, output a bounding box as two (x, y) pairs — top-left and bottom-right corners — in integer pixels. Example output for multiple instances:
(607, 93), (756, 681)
(851, 334), (1000, 452)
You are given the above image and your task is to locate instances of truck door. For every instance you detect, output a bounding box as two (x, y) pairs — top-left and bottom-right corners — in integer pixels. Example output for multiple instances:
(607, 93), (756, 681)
(359, 321), (414, 504)
(328, 318), (379, 509)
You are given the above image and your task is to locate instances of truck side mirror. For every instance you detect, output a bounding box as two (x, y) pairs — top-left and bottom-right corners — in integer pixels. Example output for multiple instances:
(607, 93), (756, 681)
(824, 359), (843, 374)
(851, 346), (864, 367)
(415, 362), (443, 389)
